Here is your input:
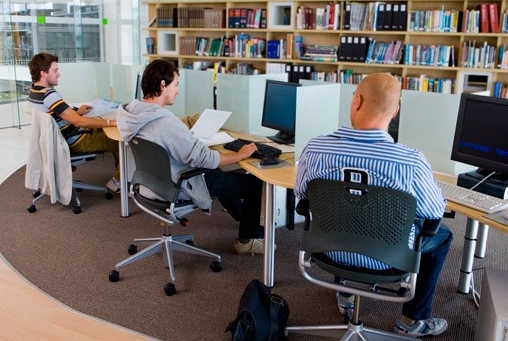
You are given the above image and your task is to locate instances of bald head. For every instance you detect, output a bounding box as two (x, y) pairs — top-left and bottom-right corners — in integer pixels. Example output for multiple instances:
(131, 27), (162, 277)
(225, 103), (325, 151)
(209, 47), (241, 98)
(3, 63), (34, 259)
(350, 73), (401, 130)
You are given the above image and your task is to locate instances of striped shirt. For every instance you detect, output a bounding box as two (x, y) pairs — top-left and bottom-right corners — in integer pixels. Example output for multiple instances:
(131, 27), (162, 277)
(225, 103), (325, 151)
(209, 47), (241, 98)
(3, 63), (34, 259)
(295, 127), (446, 270)
(28, 85), (84, 146)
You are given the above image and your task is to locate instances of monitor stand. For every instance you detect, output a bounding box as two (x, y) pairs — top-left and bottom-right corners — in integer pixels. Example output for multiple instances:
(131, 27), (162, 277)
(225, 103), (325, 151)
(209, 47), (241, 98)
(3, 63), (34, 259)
(267, 131), (294, 145)
(457, 168), (508, 200)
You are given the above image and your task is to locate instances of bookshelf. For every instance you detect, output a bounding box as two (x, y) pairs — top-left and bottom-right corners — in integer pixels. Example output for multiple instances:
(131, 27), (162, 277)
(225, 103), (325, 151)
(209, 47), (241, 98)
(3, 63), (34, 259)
(143, 0), (508, 94)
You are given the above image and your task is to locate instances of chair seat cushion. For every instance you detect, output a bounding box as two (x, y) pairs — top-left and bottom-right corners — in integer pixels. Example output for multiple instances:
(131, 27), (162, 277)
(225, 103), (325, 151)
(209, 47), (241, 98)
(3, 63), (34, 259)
(311, 252), (410, 284)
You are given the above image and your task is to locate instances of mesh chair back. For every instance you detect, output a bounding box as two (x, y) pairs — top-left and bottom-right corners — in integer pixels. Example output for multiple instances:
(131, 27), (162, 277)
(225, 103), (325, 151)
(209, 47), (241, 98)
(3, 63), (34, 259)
(129, 137), (179, 203)
(304, 179), (419, 274)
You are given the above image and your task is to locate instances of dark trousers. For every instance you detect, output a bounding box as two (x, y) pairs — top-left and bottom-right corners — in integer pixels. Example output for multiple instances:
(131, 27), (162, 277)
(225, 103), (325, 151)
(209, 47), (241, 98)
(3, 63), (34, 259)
(205, 170), (263, 239)
(402, 224), (453, 321)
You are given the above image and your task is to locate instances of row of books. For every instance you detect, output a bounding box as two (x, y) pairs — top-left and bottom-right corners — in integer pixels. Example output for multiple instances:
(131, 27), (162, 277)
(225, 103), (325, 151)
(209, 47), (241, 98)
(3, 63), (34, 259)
(403, 44), (454, 67)
(344, 1), (408, 31)
(407, 8), (462, 32)
(401, 76), (455, 94)
(228, 8), (267, 29)
(463, 3), (499, 33)
(497, 46), (508, 69)
(301, 44), (338, 62)
(461, 41), (497, 69)
(365, 39), (404, 64)
(493, 81), (508, 98)
(295, 4), (340, 30)
(155, 7), (225, 29)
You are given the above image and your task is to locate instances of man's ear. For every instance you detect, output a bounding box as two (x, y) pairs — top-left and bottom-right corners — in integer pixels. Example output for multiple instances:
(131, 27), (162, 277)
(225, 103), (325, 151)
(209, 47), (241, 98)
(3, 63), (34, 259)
(160, 80), (166, 88)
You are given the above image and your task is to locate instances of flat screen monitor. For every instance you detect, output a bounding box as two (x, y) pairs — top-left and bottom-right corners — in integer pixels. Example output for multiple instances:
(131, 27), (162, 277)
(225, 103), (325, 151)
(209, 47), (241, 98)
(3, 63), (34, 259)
(261, 79), (301, 145)
(451, 93), (508, 179)
(135, 72), (143, 100)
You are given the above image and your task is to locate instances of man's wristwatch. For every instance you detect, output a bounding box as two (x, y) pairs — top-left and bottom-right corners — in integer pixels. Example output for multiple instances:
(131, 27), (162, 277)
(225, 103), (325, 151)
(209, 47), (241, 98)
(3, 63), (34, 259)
(106, 119), (111, 127)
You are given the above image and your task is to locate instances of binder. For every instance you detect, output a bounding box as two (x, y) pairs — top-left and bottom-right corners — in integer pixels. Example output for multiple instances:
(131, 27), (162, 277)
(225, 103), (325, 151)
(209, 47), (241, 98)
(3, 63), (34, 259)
(339, 36), (347, 61)
(343, 3), (351, 29)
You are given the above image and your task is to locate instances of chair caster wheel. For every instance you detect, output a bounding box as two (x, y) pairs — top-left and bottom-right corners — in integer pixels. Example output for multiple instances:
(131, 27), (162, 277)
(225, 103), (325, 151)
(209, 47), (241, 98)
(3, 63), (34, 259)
(27, 204), (36, 213)
(128, 244), (138, 255)
(72, 206), (82, 214)
(164, 283), (176, 296)
(33, 191), (40, 198)
(109, 270), (120, 282)
(105, 192), (113, 200)
(186, 239), (194, 246)
(210, 261), (222, 272)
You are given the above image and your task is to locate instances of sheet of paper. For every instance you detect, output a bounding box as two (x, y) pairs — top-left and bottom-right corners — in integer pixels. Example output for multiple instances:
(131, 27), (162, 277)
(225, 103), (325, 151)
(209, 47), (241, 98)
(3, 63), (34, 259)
(199, 131), (235, 147)
(190, 108), (232, 140)
(86, 99), (119, 117)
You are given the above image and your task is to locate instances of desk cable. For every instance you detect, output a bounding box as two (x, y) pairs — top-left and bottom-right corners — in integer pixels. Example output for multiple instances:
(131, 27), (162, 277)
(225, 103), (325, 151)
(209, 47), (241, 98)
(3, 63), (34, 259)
(469, 267), (484, 308)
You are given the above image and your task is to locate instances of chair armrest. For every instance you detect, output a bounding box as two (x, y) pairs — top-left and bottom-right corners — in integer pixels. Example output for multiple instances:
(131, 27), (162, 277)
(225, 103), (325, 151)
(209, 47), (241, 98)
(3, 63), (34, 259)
(175, 168), (214, 189)
(414, 218), (442, 252)
(296, 199), (311, 231)
(421, 218), (442, 237)
(180, 167), (213, 181)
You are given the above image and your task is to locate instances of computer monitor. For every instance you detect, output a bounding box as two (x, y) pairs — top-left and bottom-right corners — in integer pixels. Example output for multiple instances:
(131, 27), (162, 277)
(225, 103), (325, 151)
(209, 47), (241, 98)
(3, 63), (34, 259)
(261, 79), (301, 145)
(135, 72), (143, 100)
(451, 93), (508, 180)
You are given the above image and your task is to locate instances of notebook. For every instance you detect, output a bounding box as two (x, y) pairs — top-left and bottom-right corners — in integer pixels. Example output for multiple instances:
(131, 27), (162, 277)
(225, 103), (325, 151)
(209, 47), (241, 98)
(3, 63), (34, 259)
(190, 108), (234, 146)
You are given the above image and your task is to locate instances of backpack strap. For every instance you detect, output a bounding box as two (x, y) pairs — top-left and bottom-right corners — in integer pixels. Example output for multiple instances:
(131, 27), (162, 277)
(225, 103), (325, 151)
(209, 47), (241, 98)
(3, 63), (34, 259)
(268, 294), (284, 339)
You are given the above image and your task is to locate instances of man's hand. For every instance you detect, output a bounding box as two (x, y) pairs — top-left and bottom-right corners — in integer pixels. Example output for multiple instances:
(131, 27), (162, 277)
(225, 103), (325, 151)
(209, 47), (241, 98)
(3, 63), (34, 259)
(75, 105), (93, 116)
(218, 142), (257, 167)
(237, 143), (257, 160)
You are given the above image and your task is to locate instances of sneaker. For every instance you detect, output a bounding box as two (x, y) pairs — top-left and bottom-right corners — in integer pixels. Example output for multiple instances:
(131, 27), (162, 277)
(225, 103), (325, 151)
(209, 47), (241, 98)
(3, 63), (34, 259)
(336, 293), (354, 315)
(395, 318), (448, 337)
(106, 177), (121, 194)
(234, 238), (277, 255)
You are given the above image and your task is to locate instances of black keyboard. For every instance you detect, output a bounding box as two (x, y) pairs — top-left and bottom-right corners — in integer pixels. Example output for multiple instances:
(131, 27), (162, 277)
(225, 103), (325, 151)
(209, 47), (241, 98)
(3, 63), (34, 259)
(223, 138), (282, 159)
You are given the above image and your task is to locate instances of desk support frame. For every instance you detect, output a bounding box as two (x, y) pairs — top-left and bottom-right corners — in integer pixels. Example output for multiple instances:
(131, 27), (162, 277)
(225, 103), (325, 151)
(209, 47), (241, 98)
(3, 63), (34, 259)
(457, 218), (489, 294)
(118, 140), (129, 217)
(263, 182), (276, 287)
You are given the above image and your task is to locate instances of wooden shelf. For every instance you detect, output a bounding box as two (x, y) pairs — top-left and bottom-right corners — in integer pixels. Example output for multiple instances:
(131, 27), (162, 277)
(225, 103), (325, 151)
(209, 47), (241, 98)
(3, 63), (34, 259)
(143, 0), (508, 94)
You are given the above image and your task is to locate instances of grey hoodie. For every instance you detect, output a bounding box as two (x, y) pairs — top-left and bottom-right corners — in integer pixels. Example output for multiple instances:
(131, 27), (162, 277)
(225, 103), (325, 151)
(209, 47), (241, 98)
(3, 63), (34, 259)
(117, 99), (220, 210)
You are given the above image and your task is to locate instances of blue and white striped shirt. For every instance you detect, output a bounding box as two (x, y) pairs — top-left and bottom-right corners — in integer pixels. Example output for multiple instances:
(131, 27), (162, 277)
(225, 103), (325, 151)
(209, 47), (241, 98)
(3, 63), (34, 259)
(295, 127), (446, 270)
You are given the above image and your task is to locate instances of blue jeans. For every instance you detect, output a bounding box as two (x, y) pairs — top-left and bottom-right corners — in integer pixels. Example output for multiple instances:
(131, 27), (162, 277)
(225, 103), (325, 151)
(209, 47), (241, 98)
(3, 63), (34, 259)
(205, 170), (263, 240)
(402, 223), (453, 321)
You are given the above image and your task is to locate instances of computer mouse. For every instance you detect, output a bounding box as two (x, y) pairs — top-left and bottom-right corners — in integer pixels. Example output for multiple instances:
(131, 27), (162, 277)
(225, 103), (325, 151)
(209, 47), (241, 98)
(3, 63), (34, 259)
(260, 157), (279, 166)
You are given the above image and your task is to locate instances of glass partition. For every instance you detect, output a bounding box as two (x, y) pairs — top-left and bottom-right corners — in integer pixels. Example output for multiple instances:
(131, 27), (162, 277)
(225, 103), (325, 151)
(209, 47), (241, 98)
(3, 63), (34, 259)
(0, 0), (140, 129)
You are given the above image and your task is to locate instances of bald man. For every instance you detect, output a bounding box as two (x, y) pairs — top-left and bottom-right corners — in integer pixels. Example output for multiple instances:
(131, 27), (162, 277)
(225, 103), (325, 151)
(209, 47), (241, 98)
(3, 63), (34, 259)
(295, 73), (452, 337)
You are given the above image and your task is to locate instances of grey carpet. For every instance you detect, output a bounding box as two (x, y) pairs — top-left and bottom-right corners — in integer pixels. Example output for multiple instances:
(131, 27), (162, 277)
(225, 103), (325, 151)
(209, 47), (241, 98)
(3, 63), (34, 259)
(1, 154), (507, 341)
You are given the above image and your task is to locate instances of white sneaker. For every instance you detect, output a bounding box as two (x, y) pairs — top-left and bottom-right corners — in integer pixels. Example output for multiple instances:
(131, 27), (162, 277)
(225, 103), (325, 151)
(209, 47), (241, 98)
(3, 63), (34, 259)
(395, 317), (448, 337)
(233, 239), (277, 255)
(106, 177), (121, 194)
(336, 293), (354, 315)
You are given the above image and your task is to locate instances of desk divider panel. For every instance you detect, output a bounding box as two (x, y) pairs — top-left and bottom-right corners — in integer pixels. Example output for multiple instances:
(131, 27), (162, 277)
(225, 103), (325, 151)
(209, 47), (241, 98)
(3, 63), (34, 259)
(92, 63), (112, 101)
(180, 69), (214, 117)
(217, 73), (287, 135)
(56, 62), (96, 103)
(110, 64), (144, 104)
(398, 91), (473, 175)
(294, 82), (341, 161)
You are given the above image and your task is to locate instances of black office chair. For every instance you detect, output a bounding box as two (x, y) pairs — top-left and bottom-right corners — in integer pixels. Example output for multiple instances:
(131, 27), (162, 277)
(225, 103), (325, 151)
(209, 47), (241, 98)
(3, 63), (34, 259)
(108, 137), (222, 296)
(26, 109), (112, 214)
(284, 179), (441, 341)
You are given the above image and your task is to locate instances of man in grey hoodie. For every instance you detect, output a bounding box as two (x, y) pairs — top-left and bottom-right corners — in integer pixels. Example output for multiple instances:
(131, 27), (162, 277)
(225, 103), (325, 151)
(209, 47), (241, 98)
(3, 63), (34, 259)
(117, 59), (266, 255)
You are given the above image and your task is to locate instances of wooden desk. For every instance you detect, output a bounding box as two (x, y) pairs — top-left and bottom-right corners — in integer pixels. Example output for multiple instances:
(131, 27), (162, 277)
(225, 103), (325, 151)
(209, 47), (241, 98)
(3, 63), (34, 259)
(434, 172), (508, 294)
(103, 127), (129, 217)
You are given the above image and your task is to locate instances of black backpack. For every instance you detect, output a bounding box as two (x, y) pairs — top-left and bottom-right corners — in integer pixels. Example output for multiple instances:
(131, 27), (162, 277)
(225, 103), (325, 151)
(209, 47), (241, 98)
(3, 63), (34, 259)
(226, 279), (290, 341)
